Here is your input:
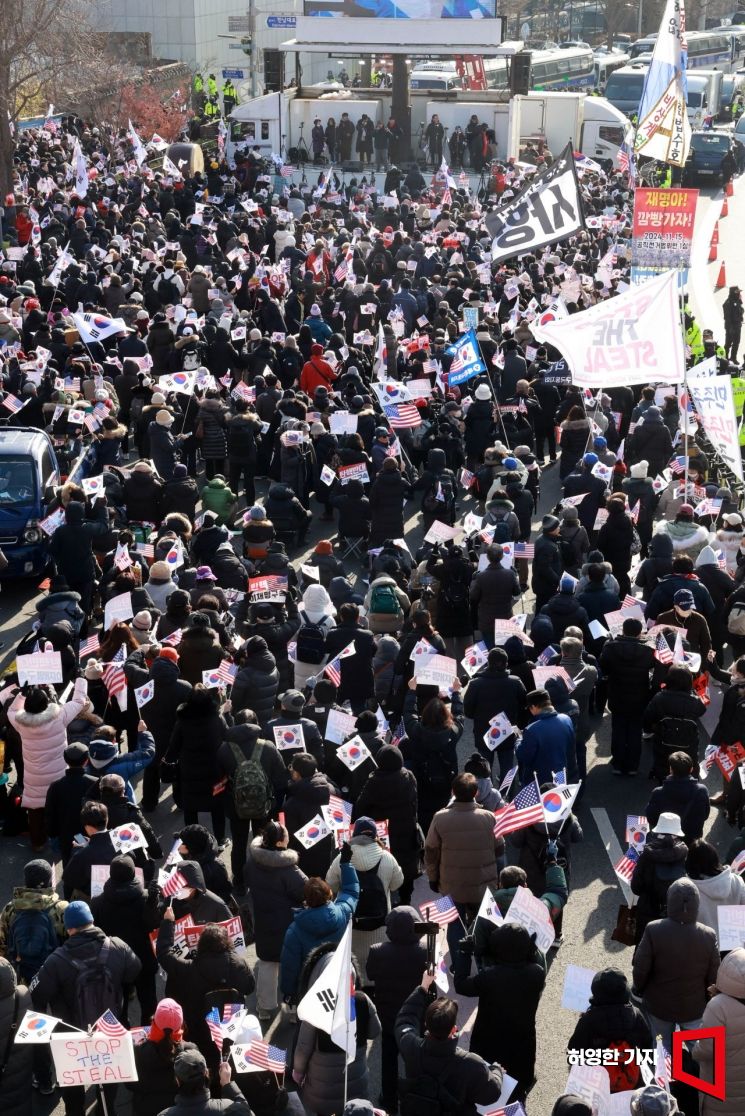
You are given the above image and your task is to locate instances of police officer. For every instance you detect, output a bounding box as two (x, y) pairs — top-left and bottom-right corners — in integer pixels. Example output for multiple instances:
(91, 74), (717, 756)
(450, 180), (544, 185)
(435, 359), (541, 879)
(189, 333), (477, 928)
(207, 73), (218, 99)
(222, 78), (237, 115)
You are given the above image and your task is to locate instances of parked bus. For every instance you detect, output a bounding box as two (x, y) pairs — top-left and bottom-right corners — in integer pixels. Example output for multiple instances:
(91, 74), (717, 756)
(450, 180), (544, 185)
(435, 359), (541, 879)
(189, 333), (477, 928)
(629, 28), (740, 71)
(410, 45), (595, 93)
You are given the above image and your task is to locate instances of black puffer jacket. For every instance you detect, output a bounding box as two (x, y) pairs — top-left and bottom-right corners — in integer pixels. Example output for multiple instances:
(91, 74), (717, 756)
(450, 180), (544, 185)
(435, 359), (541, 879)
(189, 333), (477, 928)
(402, 690), (464, 832)
(217, 724), (288, 821)
(628, 411), (674, 477)
(90, 876), (160, 976)
(124, 652), (193, 754)
(176, 625), (224, 686)
(365, 906), (428, 1029)
(629, 831), (688, 942)
(369, 468), (408, 548)
(0, 960), (32, 1116)
(123, 468), (164, 524)
(31, 925), (141, 1026)
(165, 689), (227, 812)
(354, 749), (420, 879)
(231, 643), (280, 726)
(132, 1037), (201, 1116)
(265, 483), (311, 533)
(161, 476), (199, 520)
(283, 772), (335, 878)
(48, 502), (110, 584)
(568, 968), (653, 1092)
(243, 837), (307, 962)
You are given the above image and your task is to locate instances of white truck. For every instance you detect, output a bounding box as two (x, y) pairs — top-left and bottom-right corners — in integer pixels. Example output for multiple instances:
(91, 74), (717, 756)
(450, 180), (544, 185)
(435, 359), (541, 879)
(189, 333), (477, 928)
(227, 88), (631, 168)
(686, 70), (724, 129)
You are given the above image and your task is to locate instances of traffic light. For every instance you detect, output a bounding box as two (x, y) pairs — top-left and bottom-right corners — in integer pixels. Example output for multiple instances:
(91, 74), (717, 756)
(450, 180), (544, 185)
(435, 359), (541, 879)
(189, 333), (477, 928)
(510, 52), (532, 95)
(264, 49), (283, 92)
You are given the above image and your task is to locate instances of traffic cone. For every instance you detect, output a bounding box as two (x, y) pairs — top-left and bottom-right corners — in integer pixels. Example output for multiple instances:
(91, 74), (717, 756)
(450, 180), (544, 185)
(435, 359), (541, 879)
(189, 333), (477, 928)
(716, 260), (727, 290)
(722, 194), (729, 218)
(709, 234), (718, 262)
(726, 178), (734, 197)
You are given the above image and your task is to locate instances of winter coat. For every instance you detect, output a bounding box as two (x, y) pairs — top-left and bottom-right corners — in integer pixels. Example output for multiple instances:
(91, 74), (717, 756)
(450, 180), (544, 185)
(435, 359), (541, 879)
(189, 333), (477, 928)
(123, 469), (164, 525)
(156, 916), (254, 1049)
(216, 725), (288, 825)
(0, 961), (32, 1116)
(562, 471), (608, 532)
(559, 419), (591, 479)
(280, 860), (359, 999)
(200, 477), (236, 524)
(169, 861), (231, 927)
(517, 708), (576, 786)
(454, 923), (545, 1089)
(327, 836), (404, 969)
(632, 879), (719, 1022)
(635, 533), (675, 602)
(694, 948), (745, 1116)
(323, 624), (375, 702)
(396, 986), (504, 1116)
(645, 775), (711, 844)
(149, 422), (179, 482)
(628, 415), (674, 477)
(230, 648), (279, 727)
(630, 832), (689, 941)
(156, 1083), (250, 1116)
(161, 475), (199, 520)
(509, 815), (583, 894)
(653, 518), (711, 561)
(716, 527), (743, 573)
(363, 575), (410, 635)
(622, 476), (658, 539)
(597, 510), (635, 576)
(464, 399), (494, 459)
(402, 691), (464, 831)
(645, 572), (715, 621)
(123, 653), (192, 755)
(424, 800), (501, 904)
(48, 502), (109, 584)
(132, 1038), (201, 1116)
(656, 608), (713, 659)
(243, 839), (307, 962)
(599, 636), (655, 716)
(8, 677), (88, 809)
(463, 667), (527, 752)
(354, 763), (419, 880)
(330, 485), (372, 541)
(282, 771), (335, 877)
(365, 906), (428, 1029)
(44, 768), (99, 857)
(0, 885), (67, 975)
(264, 483), (311, 533)
(165, 691), (226, 813)
(469, 562), (520, 633)
(293, 952), (380, 1116)
(176, 625), (224, 686)
(226, 413), (260, 465)
(568, 970), (653, 1093)
(35, 590), (85, 638)
(62, 830), (118, 901)
(196, 398), (229, 461)
(539, 592), (589, 642)
(531, 530), (562, 601)
(642, 685), (707, 737)
(31, 925), (141, 1027)
(690, 868), (745, 941)
(147, 322), (175, 372)
(90, 877), (159, 976)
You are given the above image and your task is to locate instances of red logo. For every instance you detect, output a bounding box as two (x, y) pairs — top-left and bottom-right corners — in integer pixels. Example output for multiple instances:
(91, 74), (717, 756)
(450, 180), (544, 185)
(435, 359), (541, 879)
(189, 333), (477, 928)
(673, 1027), (726, 1100)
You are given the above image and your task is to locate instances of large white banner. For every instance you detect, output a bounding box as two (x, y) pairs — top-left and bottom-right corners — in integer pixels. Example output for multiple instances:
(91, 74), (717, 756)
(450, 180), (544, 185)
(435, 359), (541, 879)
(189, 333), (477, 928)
(635, 0), (691, 166)
(688, 374), (744, 483)
(532, 270), (685, 389)
(485, 144), (584, 266)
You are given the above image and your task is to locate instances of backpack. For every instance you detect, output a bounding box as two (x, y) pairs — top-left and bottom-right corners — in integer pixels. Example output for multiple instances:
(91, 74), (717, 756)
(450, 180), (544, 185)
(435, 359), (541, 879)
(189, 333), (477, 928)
(440, 577), (469, 609)
(352, 860), (388, 931)
(400, 1062), (464, 1116)
(559, 529), (579, 569)
(728, 602), (745, 635)
(423, 472), (455, 514)
(130, 395), (146, 423)
(296, 611), (327, 664)
(370, 583), (401, 616)
(229, 740), (274, 821)
(492, 516), (512, 545)
(158, 277), (180, 306)
(61, 939), (118, 1028)
(182, 348), (200, 371)
(7, 907), (59, 983)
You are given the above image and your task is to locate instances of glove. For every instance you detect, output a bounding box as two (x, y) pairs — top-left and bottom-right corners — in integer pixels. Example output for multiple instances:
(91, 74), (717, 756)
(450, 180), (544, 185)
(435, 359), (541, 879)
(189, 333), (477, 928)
(546, 839), (559, 861)
(340, 841), (353, 864)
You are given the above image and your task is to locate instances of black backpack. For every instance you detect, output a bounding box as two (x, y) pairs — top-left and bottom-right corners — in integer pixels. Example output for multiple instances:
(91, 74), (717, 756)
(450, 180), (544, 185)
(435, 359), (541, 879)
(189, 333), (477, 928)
(492, 516), (512, 545)
(296, 611), (327, 664)
(440, 576), (469, 609)
(422, 472), (455, 514)
(158, 276), (180, 306)
(7, 906), (59, 984)
(400, 1062), (464, 1116)
(61, 939), (119, 1028)
(352, 859), (388, 931)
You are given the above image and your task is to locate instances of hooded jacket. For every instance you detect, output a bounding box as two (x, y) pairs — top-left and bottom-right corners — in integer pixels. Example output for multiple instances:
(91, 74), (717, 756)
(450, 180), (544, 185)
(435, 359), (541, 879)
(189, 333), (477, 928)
(200, 477), (236, 524)
(169, 860), (232, 926)
(645, 775), (710, 844)
(216, 724), (288, 822)
(165, 690), (226, 814)
(628, 410), (674, 476)
(90, 876), (160, 975)
(243, 837), (307, 962)
(693, 948), (745, 1116)
(690, 867), (745, 940)
(280, 860), (359, 999)
(632, 878), (720, 1022)
(568, 968), (653, 1093)
(31, 925), (141, 1027)
(635, 533), (674, 601)
(123, 652), (192, 753)
(629, 831), (688, 942)
(176, 625), (224, 687)
(8, 677), (88, 809)
(653, 518), (711, 561)
(0, 960), (32, 1116)
(365, 906), (429, 1030)
(517, 708), (575, 787)
(0, 885), (67, 962)
(424, 801), (501, 905)
(230, 645), (280, 727)
(599, 636), (655, 716)
(48, 502), (109, 583)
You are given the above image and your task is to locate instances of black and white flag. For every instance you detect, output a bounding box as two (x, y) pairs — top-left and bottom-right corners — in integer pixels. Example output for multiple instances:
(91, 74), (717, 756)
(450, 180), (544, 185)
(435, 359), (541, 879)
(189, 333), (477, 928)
(485, 143), (585, 265)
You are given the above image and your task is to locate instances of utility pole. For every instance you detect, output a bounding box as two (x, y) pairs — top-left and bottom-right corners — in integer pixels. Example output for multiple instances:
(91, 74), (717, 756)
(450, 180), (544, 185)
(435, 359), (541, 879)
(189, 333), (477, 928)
(249, 0), (257, 98)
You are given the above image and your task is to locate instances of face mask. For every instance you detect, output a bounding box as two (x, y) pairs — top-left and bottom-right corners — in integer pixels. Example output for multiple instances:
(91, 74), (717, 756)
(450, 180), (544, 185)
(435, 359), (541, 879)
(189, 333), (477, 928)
(174, 887), (191, 900)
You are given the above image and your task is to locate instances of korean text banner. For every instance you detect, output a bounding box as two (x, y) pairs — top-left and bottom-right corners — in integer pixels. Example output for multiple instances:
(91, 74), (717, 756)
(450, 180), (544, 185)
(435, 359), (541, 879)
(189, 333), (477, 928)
(688, 374), (744, 483)
(632, 188), (698, 270)
(531, 270), (685, 389)
(485, 144), (584, 266)
(634, 0), (691, 166)
(304, 0), (495, 16)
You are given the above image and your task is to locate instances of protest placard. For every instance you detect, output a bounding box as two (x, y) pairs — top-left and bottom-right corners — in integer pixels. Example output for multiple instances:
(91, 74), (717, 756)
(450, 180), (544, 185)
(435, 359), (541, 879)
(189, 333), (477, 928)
(50, 1032), (138, 1086)
(561, 965), (596, 1013)
(504, 884), (555, 953)
(324, 707), (357, 744)
(717, 905), (745, 950)
(414, 654), (458, 689)
(183, 915), (247, 954)
(16, 652), (63, 686)
(104, 591), (133, 631)
(91, 863), (144, 897)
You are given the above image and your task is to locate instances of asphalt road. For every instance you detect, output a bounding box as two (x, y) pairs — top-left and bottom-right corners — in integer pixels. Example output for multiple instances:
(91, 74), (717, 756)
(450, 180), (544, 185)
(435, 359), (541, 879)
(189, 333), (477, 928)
(2, 178), (740, 1112)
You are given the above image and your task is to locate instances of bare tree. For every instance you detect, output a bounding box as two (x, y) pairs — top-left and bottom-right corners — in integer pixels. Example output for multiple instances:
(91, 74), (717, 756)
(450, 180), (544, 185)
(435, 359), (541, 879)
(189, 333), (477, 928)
(0, 0), (106, 193)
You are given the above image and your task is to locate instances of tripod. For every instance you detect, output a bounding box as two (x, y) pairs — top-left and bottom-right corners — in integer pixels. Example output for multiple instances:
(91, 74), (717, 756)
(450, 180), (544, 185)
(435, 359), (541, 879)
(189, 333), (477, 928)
(295, 121), (309, 167)
(476, 161), (495, 202)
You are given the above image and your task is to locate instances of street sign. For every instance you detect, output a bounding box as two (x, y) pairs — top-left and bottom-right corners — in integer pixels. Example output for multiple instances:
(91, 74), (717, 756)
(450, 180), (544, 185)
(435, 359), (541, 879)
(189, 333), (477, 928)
(222, 68), (246, 80)
(266, 14), (297, 27)
(228, 16), (251, 33)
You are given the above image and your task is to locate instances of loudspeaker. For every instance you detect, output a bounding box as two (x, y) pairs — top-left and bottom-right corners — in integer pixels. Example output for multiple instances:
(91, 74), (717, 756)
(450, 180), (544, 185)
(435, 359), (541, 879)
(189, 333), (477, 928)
(510, 52), (532, 96)
(264, 49), (283, 92)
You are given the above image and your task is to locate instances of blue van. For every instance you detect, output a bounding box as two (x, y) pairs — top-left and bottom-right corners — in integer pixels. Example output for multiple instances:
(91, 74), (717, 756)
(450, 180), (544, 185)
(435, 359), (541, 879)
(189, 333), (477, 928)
(0, 428), (66, 577)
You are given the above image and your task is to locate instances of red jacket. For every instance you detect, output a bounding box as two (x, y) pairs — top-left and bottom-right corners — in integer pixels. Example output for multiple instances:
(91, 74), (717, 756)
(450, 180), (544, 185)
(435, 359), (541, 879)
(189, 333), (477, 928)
(300, 356), (336, 395)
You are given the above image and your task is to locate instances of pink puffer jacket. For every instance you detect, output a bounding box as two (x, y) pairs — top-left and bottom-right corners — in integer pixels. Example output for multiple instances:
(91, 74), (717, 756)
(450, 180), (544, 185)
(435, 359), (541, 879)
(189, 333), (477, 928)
(8, 677), (88, 809)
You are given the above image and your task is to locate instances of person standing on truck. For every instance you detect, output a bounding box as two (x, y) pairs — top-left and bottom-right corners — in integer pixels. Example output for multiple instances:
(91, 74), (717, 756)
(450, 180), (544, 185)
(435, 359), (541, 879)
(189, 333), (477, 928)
(222, 78), (237, 115)
(424, 114), (445, 169)
(338, 112), (355, 162)
(449, 125), (466, 169)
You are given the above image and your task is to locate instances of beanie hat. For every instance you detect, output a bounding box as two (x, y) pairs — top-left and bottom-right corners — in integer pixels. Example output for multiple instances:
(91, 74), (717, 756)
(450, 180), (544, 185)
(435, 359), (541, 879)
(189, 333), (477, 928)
(88, 739), (118, 768)
(593, 436), (607, 449)
(109, 854), (136, 883)
(195, 566), (215, 581)
(630, 460), (648, 479)
(64, 901), (94, 930)
(542, 514), (560, 532)
(151, 392), (166, 406)
(64, 741), (89, 766)
(158, 646), (180, 663)
(149, 561), (171, 580)
(314, 540), (333, 556)
(24, 859), (53, 888)
(173, 464), (188, 480)
(352, 816), (378, 838)
(131, 610), (152, 632)
(583, 452), (598, 467)
(678, 503), (694, 519)
(630, 1084), (680, 1115)
(503, 456), (518, 471)
(560, 574), (577, 593)
(377, 744), (404, 771)
(248, 505), (265, 521)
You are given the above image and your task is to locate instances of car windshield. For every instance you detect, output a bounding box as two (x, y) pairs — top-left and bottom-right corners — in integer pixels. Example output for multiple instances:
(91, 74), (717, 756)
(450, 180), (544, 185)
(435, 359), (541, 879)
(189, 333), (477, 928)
(0, 456), (36, 505)
(687, 92), (704, 107)
(691, 134), (729, 153)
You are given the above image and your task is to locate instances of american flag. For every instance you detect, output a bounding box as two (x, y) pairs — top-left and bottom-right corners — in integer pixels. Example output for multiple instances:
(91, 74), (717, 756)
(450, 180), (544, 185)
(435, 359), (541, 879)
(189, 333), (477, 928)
(480, 1104), (527, 1116)
(102, 646), (127, 702)
(161, 869), (187, 898)
(222, 1003), (244, 1022)
(498, 765), (518, 795)
(79, 634), (100, 659)
(162, 628), (183, 646)
(328, 794), (352, 821)
(655, 634), (674, 665)
(655, 1038), (672, 1089)
(94, 1009), (127, 1037)
(418, 895), (460, 926)
(390, 719), (407, 747)
(617, 141), (636, 184)
(630, 501), (640, 524)
(136, 542), (155, 558)
(536, 645), (559, 666)
(383, 402), (422, 429)
(622, 594), (639, 609)
(614, 845), (640, 881)
(83, 413), (101, 434)
(514, 542), (534, 559)
(492, 779), (544, 839)
(669, 456), (687, 476)
(217, 660), (238, 685)
(1, 394), (24, 414)
(205, 1008), (223, 1051)
(324, 655), (343, 686)
(246, 1040), (287, 1074)
(441, 187), (452, 207)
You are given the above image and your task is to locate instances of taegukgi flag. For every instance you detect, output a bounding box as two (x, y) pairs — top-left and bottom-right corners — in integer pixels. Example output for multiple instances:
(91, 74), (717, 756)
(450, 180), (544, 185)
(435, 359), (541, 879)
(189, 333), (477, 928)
(485, 143), (585, 266)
